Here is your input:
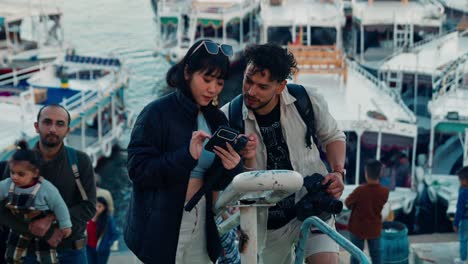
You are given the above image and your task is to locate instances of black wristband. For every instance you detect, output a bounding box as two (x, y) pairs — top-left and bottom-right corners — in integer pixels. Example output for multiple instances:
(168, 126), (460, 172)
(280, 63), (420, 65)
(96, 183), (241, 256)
(42, 226), (56, 241)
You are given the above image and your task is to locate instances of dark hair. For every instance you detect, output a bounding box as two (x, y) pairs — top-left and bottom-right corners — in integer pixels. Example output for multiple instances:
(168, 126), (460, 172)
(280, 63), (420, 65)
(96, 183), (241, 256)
(96, 196), (110, 238)
(458, 166), (468, 181)
(166, 39), (230, 98)
(365, 159), (383, 180)
(243, 43), (298, 82)
(37, 104), (71, 127)
(10, 140), (42, 170)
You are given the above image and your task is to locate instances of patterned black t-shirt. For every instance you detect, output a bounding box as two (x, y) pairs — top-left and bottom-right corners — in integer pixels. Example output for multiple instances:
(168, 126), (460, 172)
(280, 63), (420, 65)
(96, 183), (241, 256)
(255, 103), (296, 229)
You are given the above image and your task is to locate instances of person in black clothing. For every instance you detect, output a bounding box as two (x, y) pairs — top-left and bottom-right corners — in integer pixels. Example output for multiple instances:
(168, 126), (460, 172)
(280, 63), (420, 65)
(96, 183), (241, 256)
(0, 104), (96, 264)
(125, 39), (244, 263)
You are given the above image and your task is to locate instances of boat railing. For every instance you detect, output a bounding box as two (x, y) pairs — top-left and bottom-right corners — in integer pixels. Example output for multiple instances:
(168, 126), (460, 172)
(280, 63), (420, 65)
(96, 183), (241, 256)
(432, 52), (468, 100)
(191, 0), (258, 15)
(354, 4), (443, 25)
(157, 0), (187, 15)
(61, 89), (100, 113)
(347, 59), (417, 123)
(0, 62), (51, 87)
(378, 28), (459, 70)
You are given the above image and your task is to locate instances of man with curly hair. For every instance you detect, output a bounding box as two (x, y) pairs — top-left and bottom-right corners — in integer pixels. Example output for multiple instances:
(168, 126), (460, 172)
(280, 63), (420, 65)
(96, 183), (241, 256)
(222, 43), (346, 264)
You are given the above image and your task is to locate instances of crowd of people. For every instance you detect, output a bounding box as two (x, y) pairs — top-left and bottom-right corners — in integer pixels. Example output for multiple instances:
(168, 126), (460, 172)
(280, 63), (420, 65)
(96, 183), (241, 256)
(0, 39), (465, 264)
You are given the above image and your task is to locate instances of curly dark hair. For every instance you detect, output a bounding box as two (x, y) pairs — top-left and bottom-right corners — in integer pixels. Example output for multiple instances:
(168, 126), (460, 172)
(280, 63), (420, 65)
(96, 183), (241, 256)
(243, 43), (297, 82)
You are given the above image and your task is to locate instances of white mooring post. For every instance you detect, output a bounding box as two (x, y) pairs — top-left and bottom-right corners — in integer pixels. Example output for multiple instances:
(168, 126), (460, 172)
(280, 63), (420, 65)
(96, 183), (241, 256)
(214, 170), (304, 264)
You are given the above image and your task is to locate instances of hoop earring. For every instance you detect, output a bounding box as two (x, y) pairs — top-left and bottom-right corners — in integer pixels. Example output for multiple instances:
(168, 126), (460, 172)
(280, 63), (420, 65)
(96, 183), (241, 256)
(212, 96), (219, 107)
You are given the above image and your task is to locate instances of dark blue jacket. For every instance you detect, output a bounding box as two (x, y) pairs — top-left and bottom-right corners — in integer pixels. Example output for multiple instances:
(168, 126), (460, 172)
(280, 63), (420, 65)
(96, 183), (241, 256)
(124, 90), (242, 263)
(96, 216), (119, 253)
(454, 187), (468, 227)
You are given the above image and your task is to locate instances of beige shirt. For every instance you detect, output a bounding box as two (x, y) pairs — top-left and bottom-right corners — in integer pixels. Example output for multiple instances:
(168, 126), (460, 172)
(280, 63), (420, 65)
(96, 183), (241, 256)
(221, 86), (346, 246)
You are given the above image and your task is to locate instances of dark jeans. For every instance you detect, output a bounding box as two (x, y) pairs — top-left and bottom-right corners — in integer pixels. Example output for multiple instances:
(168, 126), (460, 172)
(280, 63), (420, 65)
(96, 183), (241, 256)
(86, 245), (111, 264)
(350, 233), (381, 264)
(22, 246), (87, 264)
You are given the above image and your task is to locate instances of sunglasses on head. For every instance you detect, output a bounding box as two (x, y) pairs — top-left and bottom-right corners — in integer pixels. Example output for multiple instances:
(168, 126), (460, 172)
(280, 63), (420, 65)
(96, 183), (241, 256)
(190, 40), (233, 58)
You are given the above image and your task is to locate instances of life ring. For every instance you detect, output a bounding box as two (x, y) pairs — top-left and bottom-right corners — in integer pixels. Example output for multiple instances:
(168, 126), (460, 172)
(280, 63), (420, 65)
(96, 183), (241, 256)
(89, 153), (97, 168)
(427, 186), (437, 203)
(403, 198), (414, 214)
(115, 127), (123, 140)
(102, 141), (112, 158)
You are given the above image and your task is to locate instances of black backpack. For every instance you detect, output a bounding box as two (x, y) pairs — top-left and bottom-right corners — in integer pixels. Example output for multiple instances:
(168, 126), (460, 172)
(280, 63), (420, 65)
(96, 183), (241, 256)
(228, 83), (319, 149)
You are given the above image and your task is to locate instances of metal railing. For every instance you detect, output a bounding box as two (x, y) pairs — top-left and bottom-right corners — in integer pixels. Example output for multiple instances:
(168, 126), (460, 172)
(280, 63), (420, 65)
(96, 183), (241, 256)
(295, 216), (370, 264)
(378, 28), (459, 70)
(0, 63), (51, 87)
(347, 59), (417, 123)
(432, 53), (468, 99)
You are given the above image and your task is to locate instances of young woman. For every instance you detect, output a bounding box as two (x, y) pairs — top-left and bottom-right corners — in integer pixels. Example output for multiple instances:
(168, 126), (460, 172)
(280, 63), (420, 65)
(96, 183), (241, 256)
(86, 197), (119, 264)
(125, 39), (244, 264)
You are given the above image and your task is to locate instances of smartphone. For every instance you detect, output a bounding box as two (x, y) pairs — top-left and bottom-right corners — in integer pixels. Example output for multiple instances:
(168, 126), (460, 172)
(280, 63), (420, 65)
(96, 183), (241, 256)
(205, 126), (241, 152)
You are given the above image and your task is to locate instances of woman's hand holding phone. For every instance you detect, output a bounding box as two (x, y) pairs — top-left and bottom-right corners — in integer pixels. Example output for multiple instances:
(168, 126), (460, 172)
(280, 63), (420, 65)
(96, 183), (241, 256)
(189, 130), (211, 160)
(213, 143), (241, 170)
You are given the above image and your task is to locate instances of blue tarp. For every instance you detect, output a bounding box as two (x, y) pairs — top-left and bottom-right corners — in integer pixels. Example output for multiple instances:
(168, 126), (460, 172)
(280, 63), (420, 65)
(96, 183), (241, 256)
(41, 88), (80, 105)
(65, 55), (121, 67)
(0, 17), (4, 26)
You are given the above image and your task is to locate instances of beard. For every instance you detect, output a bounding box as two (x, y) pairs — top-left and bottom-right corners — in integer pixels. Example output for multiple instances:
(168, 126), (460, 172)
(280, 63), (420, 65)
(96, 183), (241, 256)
(41, 134), (61, 148)
(244, 95), (275, 112)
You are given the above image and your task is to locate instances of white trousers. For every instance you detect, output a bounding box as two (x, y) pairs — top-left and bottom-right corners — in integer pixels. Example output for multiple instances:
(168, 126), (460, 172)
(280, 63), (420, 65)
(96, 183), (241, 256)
(176, 197), (212, 264)
(260, 218), (340, 264)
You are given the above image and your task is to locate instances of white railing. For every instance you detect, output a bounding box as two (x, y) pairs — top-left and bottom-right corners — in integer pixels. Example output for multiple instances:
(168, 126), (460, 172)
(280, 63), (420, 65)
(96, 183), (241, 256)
(378, 28), (459, 70)
(347, 59), (417, 123)
(432, 53), (468, 100)
(192, 0), (258, 15)
(0, 62), (51, 86)
(61, 90), (100, 113)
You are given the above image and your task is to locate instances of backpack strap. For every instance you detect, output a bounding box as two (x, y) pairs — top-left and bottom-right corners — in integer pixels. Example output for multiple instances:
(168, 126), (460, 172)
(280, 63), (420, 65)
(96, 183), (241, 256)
(65, 147), (88, 201)
(286, 84), (318, 149)
(228, 94), (245, 133)
(228, 84), (318, 149)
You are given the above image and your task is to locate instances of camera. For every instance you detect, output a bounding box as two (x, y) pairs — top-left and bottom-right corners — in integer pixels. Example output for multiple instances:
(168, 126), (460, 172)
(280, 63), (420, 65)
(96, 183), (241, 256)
(205, 126), (248, 153)
(296, 173), (343, 221)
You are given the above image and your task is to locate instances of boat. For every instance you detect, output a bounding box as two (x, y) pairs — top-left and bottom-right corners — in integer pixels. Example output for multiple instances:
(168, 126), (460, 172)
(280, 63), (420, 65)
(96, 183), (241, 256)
(0, 0), (70, 75)
(349, 0), (445, 69)
(257, 0), (419, 218)
(423, 51), (467, 221)
(0, 54), (134, 167)
(153, 0), (260, 64)
(378, 29), (468, 131)
(259, 0), (346, 48)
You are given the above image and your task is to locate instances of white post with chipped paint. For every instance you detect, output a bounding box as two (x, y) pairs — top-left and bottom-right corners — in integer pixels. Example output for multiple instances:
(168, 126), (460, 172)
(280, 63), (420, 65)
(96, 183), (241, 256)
(240, 206), (258, 263)
(214, 170), (304, 264)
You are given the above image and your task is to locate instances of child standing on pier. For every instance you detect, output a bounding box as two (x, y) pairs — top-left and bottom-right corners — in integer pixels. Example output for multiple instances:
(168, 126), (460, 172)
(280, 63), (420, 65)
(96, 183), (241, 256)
(453, 166), (468, 264)
(345, 159), (389, 264)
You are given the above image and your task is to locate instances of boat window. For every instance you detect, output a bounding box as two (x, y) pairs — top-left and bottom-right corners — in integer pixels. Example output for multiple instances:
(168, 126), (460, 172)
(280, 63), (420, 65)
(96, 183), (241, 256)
(66, 70), (109, 80)
(267, 27), (292, 45)
(309, 27), (336, 45)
